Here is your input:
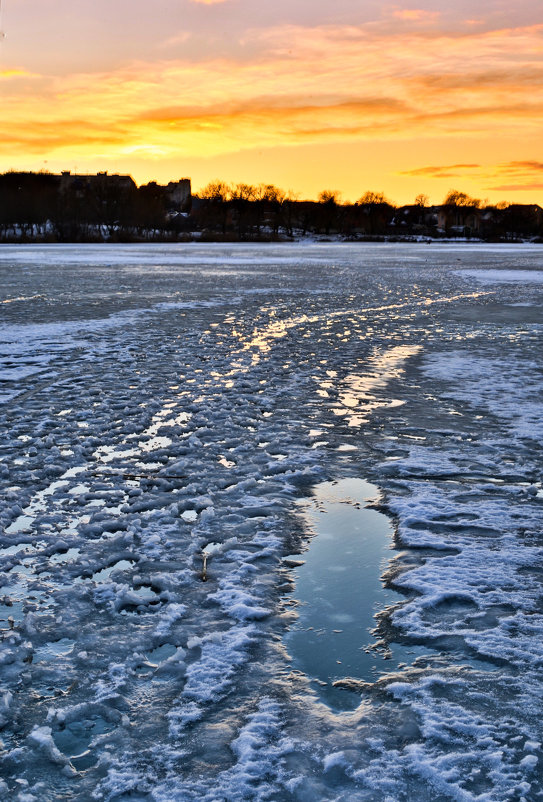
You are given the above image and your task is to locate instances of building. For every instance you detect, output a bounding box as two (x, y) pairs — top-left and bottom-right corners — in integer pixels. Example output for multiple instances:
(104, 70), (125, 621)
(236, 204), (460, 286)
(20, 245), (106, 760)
(437, 204), (481, 235)
(165, 179), (192, 213)
(59, 171), (137, 196)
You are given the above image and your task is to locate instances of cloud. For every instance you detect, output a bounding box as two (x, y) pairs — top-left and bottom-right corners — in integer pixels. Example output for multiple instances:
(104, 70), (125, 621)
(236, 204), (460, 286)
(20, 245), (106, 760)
(497, 161), (543, 174)
(189, 0), (229, 4)
(160, 32), (192, 48)
(137, 95), (409, 124)
(400, 164), (481, 177)
(487, 183), (543, 192)
(398, 161), (543, 194)
(485, 163), (543, 192)
(1, 21), (543, 183)
(416, 67), (543, 91)
(391, 8), (439, 22)
(0, 69), (34, 79)
(0, 114), (129, 148)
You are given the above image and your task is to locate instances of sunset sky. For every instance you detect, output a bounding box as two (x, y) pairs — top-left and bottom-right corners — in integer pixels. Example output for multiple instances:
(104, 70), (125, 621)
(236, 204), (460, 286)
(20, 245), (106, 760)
(1, 0), (542, 204)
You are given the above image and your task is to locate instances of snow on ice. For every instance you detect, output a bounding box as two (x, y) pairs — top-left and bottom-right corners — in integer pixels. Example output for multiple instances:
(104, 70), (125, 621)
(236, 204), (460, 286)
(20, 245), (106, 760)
(0, 242), (542, 801)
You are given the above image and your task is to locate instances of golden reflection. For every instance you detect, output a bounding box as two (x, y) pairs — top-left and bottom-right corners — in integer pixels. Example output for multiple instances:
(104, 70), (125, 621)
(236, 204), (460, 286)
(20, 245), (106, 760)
(203, 291), (490, 393)
(329, 345), (422, 426)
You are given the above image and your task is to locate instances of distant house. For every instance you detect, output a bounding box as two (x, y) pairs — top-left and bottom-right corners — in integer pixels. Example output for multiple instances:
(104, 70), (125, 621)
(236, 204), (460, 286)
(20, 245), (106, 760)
(0, 169), (195, 240)
(501, 204), (543, 237)
(393, 204), (439, 233)
(437, 204), (481, 235)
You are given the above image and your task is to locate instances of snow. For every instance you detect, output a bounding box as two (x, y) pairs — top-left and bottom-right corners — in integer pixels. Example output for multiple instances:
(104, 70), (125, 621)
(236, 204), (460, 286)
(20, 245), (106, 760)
(456, 268), (543, 283)
(1, 242), (543, 800)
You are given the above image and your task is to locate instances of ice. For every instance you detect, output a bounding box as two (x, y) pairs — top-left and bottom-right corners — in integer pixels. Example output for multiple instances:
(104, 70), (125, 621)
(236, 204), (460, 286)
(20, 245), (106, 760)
(90, 559), (135, 583)
(456, 268), (543, 283)
(27, 725), (75, 772)
(1, 242), (543, 800)
(33, 638), (75, 662)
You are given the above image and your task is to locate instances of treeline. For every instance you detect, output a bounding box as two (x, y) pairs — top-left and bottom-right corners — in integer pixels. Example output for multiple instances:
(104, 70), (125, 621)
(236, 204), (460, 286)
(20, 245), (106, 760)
(193, 183), (372, 239)
(192, 184), (543, 241)
(0, 171), (191, 242)
(194, 183), (409, 238)
(1, 172), (542, 242)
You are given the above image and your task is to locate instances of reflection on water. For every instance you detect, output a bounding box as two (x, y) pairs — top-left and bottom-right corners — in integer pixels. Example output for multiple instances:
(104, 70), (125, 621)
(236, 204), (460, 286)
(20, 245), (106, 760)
(285, 478), (427, 711)
(329, 345), (421, 426)
(5, 467), (86, 534)
(236, 291), (486, 371)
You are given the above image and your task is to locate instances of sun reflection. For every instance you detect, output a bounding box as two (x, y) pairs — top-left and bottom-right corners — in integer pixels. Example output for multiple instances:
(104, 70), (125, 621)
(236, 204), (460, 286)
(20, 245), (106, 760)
(328, 345), (422, 426)
(202, 291), (489, 394)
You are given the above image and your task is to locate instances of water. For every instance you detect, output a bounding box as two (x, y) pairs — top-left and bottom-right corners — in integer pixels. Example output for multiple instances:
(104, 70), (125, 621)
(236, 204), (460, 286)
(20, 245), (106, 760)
(286, 478), (427, 709)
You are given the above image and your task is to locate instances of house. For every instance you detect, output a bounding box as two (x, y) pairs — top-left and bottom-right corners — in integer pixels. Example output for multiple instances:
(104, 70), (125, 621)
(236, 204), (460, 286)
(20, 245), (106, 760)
(392, 204), (439, 233)
(500, 204), (543, 238)
(437, 204), (481, 235)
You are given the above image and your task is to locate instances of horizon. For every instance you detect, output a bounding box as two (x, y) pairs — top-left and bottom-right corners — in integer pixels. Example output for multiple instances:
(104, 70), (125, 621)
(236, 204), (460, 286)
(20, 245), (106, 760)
(0, 1), (542, 206)
(2, 169), (542, 209)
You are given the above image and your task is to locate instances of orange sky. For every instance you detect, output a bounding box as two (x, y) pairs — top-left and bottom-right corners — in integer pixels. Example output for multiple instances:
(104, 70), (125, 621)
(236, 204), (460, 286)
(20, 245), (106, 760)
(0, 1), (542, 204)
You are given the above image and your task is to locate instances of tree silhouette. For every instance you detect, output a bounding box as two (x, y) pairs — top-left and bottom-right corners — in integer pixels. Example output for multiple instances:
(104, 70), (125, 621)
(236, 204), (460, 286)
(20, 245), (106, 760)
(443, 190), (481, 208)
(0, 170), (541, 242)
(357, 191), (394, 235)
(317, 190), (342, 234)
(197, 180), (231, 235)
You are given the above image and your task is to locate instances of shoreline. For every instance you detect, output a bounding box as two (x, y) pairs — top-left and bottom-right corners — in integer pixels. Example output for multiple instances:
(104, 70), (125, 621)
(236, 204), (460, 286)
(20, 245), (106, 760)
(1, 233), (542, 246)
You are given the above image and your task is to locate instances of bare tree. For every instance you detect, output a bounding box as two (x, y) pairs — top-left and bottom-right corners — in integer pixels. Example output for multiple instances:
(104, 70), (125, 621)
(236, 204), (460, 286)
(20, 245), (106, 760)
(230, 183), (258, 237)
(358, 191), (389, 205)
(357, 191), (395, 235)
(443, 190), (481, 208)
(317, 190), (342, 234)
(198, 180), (232, 235)
(318, 189), (342, 205)
(257, 184), (286, 237)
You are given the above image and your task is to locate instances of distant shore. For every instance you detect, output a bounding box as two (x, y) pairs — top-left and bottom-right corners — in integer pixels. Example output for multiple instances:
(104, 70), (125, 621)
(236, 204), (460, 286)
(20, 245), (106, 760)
(2, 172), (542, 244)
(1, 231), (542, 245)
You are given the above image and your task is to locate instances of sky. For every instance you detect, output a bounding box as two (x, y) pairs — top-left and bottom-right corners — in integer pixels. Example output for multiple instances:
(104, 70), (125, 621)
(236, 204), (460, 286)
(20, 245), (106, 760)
(0, 0), (542, 205)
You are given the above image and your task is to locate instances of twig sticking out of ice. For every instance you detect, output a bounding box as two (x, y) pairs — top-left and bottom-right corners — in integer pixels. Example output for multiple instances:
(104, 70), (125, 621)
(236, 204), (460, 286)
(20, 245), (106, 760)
(200, 542), (222, 582)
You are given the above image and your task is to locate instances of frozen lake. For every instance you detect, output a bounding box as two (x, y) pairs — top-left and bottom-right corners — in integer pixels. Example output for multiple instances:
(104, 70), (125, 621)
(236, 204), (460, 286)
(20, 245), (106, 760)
(1, 243), (542, 800)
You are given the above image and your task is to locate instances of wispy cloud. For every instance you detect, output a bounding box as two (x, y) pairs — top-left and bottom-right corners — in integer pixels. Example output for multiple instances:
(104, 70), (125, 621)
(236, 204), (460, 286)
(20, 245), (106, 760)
(390, 8), (439, 22)
(0, 69), (36, 79)
(497, 161), (543, 174)
(160, 32), (192, 48)
(400, 164), (481, 177)
(398, 161), (543, 197)
(488, 183), (543, 192)
(416, 67), (543, 91)
(1, 20), (543, 203)
(485, 162), (543, 192)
